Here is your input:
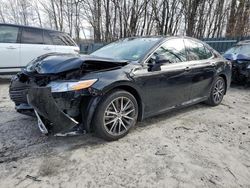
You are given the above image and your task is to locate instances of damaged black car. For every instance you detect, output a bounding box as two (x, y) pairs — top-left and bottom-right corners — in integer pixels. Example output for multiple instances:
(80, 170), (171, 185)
(223, 40), (250, 85)
(9, 36), (232, 141)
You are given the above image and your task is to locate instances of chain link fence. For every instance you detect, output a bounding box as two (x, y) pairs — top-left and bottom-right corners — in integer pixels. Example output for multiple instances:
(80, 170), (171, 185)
(202, 36), (250, 53)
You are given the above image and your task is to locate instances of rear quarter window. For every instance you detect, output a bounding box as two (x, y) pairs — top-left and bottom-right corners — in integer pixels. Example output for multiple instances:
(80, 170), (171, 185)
(0, 25), (19, 43)
(49, 32), (76, 46)
(203, 45), (213, 59)
(43, 31), (53, 45)
(184, 39), (213, 60)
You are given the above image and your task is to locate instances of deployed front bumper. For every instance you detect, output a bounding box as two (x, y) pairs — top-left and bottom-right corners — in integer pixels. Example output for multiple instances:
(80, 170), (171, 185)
(27, 87), (79, 135)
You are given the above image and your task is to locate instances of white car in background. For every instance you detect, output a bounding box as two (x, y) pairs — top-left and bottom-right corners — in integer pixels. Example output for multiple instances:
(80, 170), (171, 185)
(0, 23), (80, 74)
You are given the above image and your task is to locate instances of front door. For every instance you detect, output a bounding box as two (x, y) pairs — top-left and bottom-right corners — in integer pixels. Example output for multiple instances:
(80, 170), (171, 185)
(0, 25), (20, 72)
(133, 38), (193, 117)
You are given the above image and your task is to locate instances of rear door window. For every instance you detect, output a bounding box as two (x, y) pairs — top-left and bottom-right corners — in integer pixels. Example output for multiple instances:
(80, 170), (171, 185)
(21, 28), (43, 44)
(0, 25), (19, 43)
(184, 39), (213, 60)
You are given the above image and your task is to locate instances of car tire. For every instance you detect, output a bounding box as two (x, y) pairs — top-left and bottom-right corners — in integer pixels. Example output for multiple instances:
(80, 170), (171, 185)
(93, 89), (138, 141)
(205, 76), (226, 106)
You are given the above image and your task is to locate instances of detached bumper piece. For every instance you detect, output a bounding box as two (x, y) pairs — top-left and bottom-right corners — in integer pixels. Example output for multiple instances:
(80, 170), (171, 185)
(34, 110), (49, 134)
(27, 87), (84, 136)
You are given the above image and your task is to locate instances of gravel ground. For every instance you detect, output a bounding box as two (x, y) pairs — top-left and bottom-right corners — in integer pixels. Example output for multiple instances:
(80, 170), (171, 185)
(0, 78), (250, 188)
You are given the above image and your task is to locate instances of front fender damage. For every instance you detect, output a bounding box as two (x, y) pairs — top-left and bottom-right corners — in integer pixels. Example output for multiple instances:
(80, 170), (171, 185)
(27, 87), (82, 136)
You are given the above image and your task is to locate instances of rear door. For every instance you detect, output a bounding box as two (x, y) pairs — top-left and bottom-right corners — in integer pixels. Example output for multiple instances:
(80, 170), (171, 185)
(0, 25), (21, 72)
(49, 32), (79, 54)
(183, 38), (216, 100)
(42, 30), (56, 54)
(20, 28), (56, 67)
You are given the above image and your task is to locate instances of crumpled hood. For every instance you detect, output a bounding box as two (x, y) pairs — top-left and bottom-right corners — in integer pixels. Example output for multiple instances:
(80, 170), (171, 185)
(25, 53), (128, 74)
(223, 53), (250, 61)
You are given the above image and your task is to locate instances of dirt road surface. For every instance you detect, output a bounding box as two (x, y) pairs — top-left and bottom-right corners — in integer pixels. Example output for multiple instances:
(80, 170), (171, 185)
(0, 79), (250, 188)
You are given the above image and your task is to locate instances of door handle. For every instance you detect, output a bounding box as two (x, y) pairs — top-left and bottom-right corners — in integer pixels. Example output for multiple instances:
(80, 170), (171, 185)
(6, 46), (16, 50)
(43, 47), (52, 50)
(184, 67), (191, 71)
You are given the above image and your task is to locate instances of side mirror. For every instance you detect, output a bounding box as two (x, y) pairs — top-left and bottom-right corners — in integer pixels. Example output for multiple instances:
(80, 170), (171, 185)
(148, 54), (170, 72)
(155, 54), (171, 65)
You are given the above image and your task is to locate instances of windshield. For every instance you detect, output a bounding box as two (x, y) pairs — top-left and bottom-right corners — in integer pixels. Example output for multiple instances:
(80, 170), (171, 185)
(91, 38), (161, 61)
(225, 44), (250, 57)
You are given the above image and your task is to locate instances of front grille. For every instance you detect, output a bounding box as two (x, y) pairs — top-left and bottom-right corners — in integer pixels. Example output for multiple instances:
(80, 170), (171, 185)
(9, 79), (30, 105)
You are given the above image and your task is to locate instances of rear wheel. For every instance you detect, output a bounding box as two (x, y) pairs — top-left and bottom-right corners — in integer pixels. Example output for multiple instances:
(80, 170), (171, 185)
(93, 90), (138, 141)
(206, 76), (226, 106)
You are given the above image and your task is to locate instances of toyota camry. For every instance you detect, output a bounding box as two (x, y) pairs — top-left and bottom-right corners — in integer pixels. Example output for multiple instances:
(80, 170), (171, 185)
(9, 36), (232, 141)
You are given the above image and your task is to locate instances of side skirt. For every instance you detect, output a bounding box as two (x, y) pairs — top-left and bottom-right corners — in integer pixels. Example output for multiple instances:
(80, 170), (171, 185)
(143, 96), (208, 120)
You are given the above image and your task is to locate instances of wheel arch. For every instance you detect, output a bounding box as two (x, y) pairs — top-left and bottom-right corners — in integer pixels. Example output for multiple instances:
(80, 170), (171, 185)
(83, 83), (144, 133)
(218, 73), (228, 94)
(103, 84), (144, 122)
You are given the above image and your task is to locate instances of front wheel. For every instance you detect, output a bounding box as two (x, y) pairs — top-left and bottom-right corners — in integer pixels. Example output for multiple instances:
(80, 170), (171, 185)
(93, 90), (138, 141)
(206, 76), (226, 106)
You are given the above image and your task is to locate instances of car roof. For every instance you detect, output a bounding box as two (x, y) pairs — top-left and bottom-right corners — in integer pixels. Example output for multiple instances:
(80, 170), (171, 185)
(0, 23), (65, 34)
(119, 36), (166, 42)
(119, 35), (191, 45)
(122, 35), (186, 40)
(123, 35), (204, 41)
(118, 35), (210, 50)
(124, 35), (166, 39)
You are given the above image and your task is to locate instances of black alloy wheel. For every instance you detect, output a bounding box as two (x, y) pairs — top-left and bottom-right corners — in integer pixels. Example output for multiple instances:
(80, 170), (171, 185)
(93, 90), (138, 141)
(206, 76), (226, 106)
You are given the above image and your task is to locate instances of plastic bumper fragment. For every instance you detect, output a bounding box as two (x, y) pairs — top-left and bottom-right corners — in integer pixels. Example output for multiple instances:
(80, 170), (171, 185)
(27, 87), (78, 134)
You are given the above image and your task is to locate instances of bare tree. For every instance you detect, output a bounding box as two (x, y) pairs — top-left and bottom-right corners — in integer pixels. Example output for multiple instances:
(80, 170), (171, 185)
(0, 0), (249, 42)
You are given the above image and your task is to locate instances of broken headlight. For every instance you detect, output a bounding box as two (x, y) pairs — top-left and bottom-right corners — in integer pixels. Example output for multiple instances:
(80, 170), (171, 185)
(47, 79), (98, 93)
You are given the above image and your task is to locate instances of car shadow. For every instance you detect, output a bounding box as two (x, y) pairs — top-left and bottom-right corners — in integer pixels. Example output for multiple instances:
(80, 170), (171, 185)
(0, 76), (12, 83)
(0, 91), (214, 164)
(1, 103), (209, 163)
(0, 78), (10, 84)
(230, 83), (250, 89)
(136, 103), (207, 128)
(49, 102), (208, 151)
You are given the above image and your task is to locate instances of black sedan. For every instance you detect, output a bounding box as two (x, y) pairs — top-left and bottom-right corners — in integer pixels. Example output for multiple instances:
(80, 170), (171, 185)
(9, 36), (232, 141)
